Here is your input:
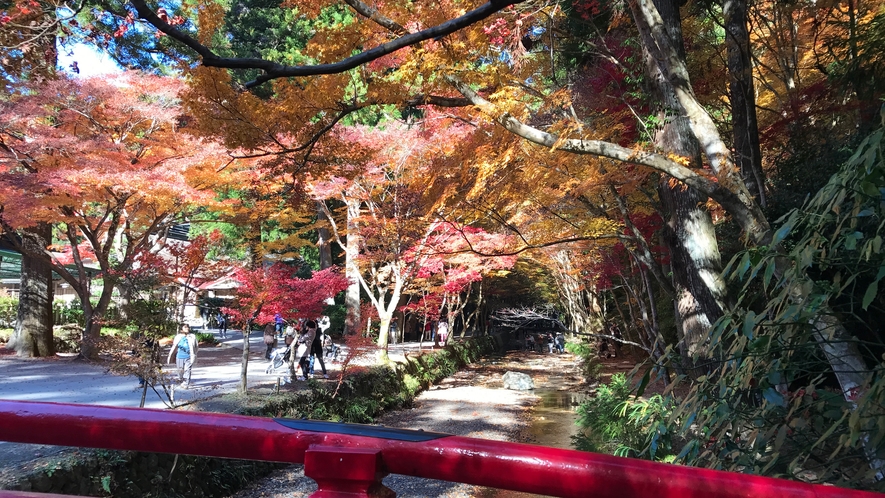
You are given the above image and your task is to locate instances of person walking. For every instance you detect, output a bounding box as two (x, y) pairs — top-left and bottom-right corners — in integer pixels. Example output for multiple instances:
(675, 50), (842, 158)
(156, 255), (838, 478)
(610, 323), (622, 358)
(389, 316), (399, 345)
(295, 320), (317, 381)
(309, 327), (328, 379)
(263, 323), (277, 360)
(554, 332), (565, 354)
(437, 320), (449, 345)
(274, 313), (285, 338)
(217, 312), (227, 339)
(167, 324), (198, 388)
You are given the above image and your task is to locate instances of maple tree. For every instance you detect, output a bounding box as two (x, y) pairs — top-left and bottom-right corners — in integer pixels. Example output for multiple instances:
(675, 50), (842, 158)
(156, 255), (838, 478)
(130, 230), (230, 322)
(306, 122), (519, 358)
(102, 0), (885, 478)
(223, 263), (348, 391)
(308, 125), (437, 356)
(0, 72), (227, 359)
(409, 222), (517, 340)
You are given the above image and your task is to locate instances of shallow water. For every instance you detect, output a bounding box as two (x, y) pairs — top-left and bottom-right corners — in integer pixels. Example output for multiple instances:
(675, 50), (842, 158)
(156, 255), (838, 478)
(483, 389), (587, 498)
(525, 389), (586, 450)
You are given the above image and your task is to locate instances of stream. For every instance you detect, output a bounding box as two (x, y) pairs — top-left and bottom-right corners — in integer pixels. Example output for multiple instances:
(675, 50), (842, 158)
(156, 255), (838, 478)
(526, 389), (586, 450)
(484, 388), (587, 498)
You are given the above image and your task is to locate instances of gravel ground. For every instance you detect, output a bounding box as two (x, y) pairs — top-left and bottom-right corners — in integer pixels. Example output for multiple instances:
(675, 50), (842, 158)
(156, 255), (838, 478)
(228, 352), (583, 498)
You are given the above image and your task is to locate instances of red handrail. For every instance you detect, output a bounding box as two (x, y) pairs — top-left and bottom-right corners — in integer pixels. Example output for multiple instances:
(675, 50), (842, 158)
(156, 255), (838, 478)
(0, 400), (880, 498)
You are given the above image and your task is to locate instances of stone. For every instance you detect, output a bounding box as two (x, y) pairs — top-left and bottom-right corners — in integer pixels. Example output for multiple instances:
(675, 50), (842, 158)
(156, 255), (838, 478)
(502, 371), (534, 390)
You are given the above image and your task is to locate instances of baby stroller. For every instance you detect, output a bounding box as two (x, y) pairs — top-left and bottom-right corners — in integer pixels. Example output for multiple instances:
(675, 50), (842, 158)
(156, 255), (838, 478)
(265, 344), (292, 374)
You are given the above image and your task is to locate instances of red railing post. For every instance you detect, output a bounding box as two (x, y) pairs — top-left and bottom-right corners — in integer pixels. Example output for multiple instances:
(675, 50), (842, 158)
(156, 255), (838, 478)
(305, 445), (394, 497)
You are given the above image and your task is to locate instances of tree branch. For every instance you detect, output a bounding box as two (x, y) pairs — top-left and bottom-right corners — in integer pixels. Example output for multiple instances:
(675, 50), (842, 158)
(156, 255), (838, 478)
(129, 0), (524, 88)
(443, 74), (765, 237)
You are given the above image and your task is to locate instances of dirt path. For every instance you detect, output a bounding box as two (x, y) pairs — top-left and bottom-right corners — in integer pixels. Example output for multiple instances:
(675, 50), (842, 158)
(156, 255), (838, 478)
(229, 350), (586, 498)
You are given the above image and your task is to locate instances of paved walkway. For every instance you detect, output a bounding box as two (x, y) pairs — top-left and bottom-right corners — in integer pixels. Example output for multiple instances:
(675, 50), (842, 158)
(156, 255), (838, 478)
(0, 329), (279, 409)
(0, 329), (455, 470)
(0, 329), (294, 469)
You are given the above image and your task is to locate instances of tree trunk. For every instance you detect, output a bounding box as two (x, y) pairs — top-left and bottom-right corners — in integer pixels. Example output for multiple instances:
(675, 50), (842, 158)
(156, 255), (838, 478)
(629, 0), (772, 244)
(659, 184), (726, 358)
(80, 301), (98, 359)
(8, 15), (57, 358)
(316, 201), (334, 270)
(462, 281), (483, 336)
(8, 224), (54, 357)
(642, 0), (727, 358)
(80, 284), (115, 359)
(376, 315), (391, 362)
(725, 0), (766, 207)
(343, 198), (361, 335)
(117, 280), (134, 322)
(241, 318), (252, 393)
(549, 249), (593, 334)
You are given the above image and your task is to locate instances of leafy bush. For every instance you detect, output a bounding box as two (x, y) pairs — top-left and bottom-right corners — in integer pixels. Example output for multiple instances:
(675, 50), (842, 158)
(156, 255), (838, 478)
(53, 300), (83, 326)
(565, 341), (590, 357)
(566, 340), (602, 381)
(658, 126), (885, 491)
(574, 373), (673, 459)
(0, 295), (17, 328)
(242, 336), (497, 423)
(195, 332), (217, 346)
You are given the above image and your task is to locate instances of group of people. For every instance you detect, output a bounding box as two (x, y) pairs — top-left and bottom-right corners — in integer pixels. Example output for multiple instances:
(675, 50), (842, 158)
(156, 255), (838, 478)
(162, 314), (339, 390)
(263, 316), (335, 381)
(419, 319), (450, 344)
(524, 331), (565, 354)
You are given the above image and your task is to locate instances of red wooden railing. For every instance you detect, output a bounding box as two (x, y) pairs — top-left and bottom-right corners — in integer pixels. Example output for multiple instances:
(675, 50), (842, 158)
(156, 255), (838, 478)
(0, 400), (880, 497)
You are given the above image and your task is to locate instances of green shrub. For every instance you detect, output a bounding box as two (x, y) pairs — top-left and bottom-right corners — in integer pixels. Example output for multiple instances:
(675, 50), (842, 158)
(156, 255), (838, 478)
(565, 341), (591, 357)
(195, 332), (218, 346)
(574, 373), (674, 460)
(566, 340), (603, 381)
(402, 373), (421, 397)
(53, 300), (83, 326)
(242, 336), (497, 424)
(0, 295), (17, 328)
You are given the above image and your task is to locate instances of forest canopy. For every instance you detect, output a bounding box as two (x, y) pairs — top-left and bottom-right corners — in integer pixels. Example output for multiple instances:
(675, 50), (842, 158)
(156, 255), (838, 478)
(1, 0), (885, 490)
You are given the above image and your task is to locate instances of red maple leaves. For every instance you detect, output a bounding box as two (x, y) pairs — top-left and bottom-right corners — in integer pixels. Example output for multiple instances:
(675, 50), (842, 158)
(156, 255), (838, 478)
(224, 264), (349, 326)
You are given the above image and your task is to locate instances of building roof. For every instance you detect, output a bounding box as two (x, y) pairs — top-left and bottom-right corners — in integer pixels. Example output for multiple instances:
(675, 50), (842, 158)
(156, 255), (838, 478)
(168, 224), (190, 241)
(0, 248), (22, 282)
(0, 242), (98, 283)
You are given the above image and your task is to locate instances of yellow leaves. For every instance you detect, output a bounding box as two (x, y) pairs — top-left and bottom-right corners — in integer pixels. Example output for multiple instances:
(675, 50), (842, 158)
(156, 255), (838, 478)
(545, 89), (573, 109)
(667, 176), (690, 192)
(196, 1), (225, 45)
(666, 153), (692, 168)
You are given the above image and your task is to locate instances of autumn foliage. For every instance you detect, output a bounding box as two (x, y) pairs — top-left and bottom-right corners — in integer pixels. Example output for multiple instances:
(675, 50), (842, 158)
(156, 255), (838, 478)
(223, 264), (349, 327)
(0, 72), (227, 357)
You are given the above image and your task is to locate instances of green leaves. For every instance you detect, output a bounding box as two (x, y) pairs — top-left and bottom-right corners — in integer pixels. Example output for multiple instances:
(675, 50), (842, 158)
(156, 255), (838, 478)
(659, 125), (885, 489)
(861, 264), (885, 310)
